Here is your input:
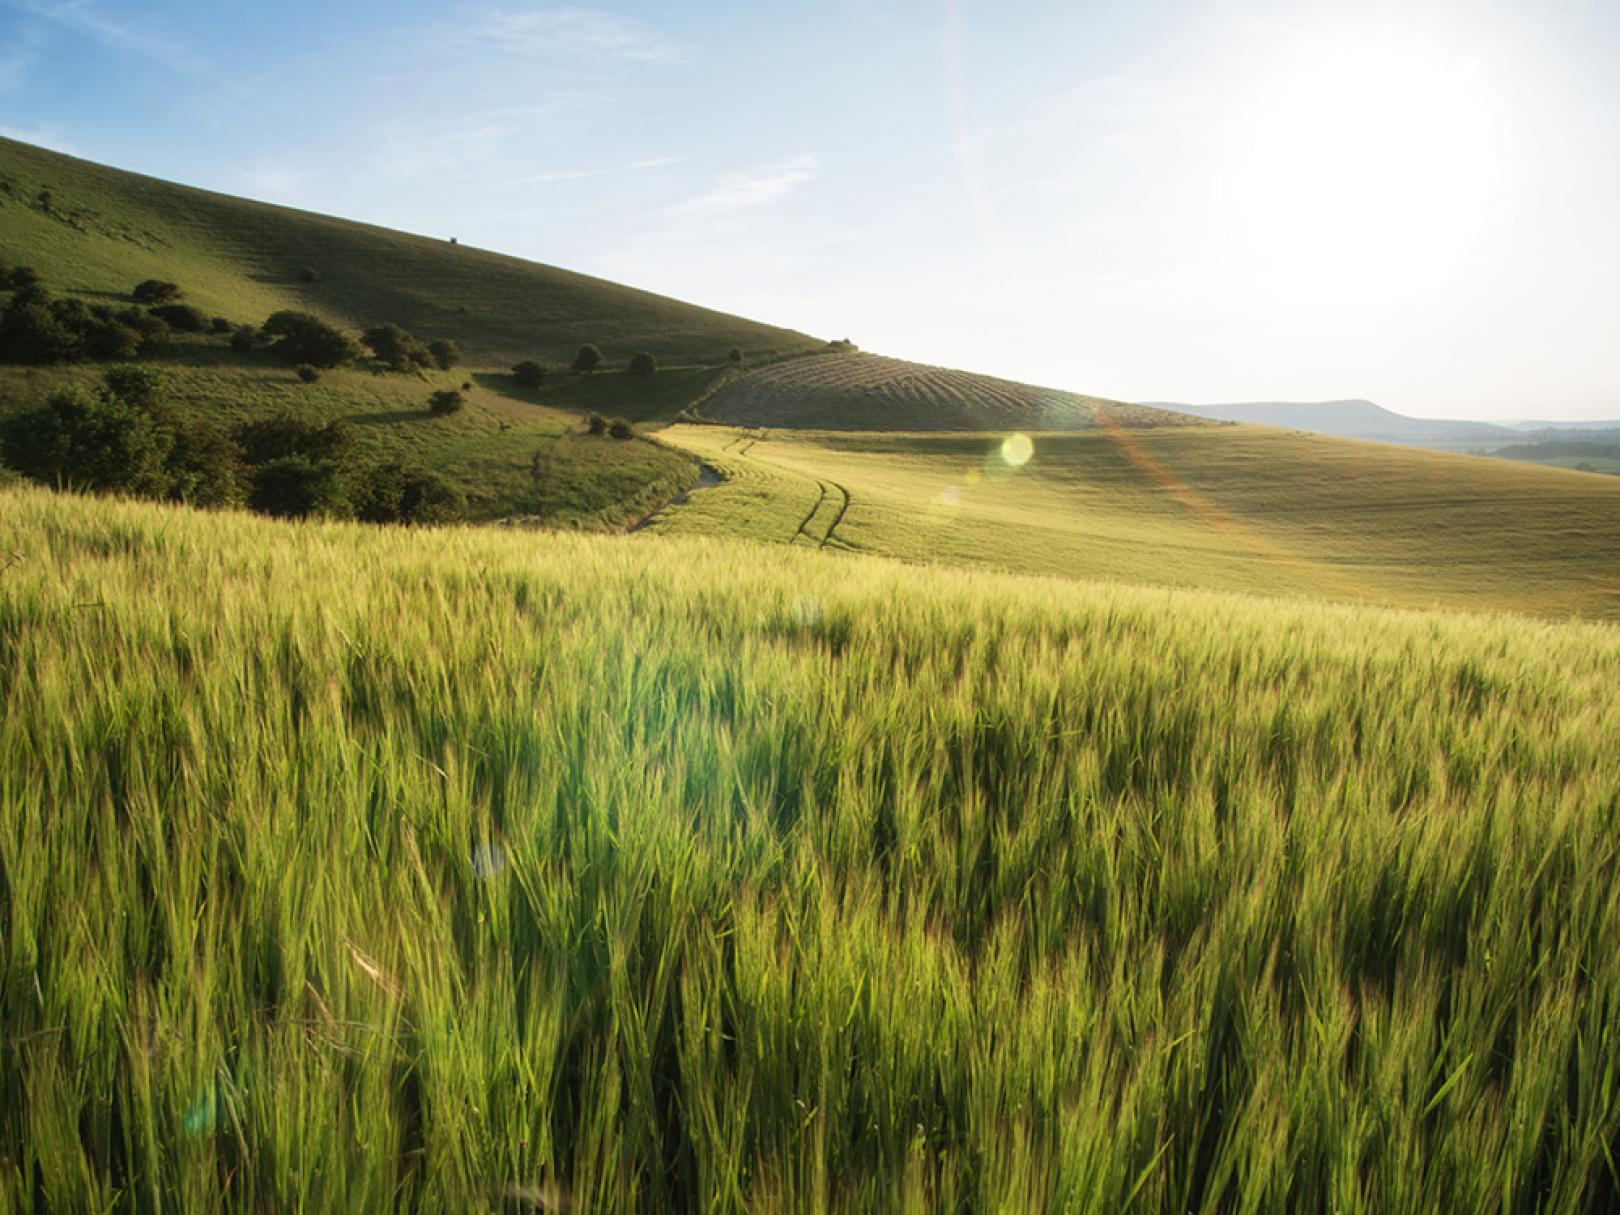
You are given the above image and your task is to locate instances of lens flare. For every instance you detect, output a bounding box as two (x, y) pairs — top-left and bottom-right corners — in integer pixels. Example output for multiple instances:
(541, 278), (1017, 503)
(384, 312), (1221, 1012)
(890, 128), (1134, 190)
(791, 593), (822, 626)
(1000, 433), (1034, 467)
(471, 843), (506, 879)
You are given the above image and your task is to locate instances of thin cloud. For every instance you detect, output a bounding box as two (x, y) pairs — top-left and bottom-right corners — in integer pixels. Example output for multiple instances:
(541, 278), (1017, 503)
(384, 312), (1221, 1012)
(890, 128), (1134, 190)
(671, 156), (818, 218)
(12, 0), (188, 70)
(453, 7), (687, 62)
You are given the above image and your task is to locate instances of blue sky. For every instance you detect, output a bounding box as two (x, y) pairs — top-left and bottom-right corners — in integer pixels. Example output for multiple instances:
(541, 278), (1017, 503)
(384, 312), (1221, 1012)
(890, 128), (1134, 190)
(4, 0), (1620, 419)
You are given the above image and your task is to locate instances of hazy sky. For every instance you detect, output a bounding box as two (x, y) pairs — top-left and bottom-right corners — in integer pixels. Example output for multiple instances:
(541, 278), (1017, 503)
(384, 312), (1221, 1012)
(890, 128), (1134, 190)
(4, 0), (1619, 419)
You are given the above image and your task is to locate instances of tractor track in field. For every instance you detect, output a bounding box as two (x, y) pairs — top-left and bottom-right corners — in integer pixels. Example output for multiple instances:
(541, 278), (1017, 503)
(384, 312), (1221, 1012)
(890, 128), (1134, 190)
(819, 480), (851, 549)
(793, 480), (829, 544)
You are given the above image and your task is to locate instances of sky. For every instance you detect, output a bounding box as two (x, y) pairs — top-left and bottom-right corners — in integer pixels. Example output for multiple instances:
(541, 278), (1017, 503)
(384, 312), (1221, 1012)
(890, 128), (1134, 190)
(3, 0), (1619, 420)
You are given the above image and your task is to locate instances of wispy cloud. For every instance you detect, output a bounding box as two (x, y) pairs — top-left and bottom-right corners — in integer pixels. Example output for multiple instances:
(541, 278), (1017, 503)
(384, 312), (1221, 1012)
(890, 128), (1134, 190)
(671, 155), (818, 218)
(10, 0), (188, 70)
(0, 122), (75, 153)
(452, 7), (687, 62)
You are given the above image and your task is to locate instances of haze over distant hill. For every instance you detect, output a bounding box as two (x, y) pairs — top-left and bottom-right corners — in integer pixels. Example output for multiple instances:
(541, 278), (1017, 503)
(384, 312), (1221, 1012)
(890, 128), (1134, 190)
(1150, 398), (1517, 449)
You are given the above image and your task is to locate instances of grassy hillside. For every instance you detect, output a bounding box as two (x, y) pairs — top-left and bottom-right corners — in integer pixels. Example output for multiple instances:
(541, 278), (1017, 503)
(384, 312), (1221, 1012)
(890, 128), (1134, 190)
(694, 351), (1203, 431)
(653, 423), (1620, 618)
(4, 483), (1620, 1210)
(0, 137), (821, 367)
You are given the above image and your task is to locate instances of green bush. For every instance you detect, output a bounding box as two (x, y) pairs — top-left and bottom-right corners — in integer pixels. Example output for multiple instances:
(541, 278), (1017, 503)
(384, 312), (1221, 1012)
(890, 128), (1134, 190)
(629, 351), (657, 376)
(261, 311), (359, 368)
(362, 323), (432, 372)
(586, 411), (608, 436)
(0, 388), (173, 494)
(210, 316), (233, 335)
(428, 338), (463, 371)
(0, 301), (78, 364)
(296, 364), (321, 384)
(298, 265), (320, 283)
(248, 456), (350, 519)
(512, 360), (545, 389)
(355, 463), (464, 525)
(229, 325), (257, 353)
(608, 417), (635, 440)
(102, 367), (171, 410)
(572, 343), (603, 374)
(149, 303), (208, 333)
(428, 389), (464, 416)
(728, 346), (744, 365)
(131, 279), (181, 305)
(233, 412), (356, 467)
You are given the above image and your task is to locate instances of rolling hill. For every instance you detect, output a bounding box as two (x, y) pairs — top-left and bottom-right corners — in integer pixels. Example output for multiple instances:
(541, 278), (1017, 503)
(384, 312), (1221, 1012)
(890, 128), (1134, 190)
(1156, 398), (1517, 449)
(697, 351), (1205, 431)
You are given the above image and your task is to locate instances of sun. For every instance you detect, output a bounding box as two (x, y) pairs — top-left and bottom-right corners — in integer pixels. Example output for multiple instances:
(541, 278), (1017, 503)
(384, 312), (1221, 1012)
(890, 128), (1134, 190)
(1213, 23), (1509, 308)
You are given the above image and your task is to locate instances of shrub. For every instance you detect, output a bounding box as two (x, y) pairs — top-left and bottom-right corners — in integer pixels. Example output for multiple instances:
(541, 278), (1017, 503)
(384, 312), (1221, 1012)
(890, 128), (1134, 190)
(164, 416), (244, 507)
(210, 316), (233, 335)
(149, 303), (209, 333)
(132, 279), (181, 305)
(0, 301), (78, 364)
(362, 323), (432, 372)
(571, 343), (603, 374)
(298, 265), (320, 283)
(261, 311), (359, 368)
(512, 360), (545, 389)
(428, 389), (464, 416)
(0, 388), (174, 495)
(102, 366), (171, 410)
(296, 364), (321, 384)
(428, 339), (463, 371)
(230, 324), (257, 353)
(586, 411), (608, 436)
(233, 412), (355, 466)
(608, 417), (635, 440)
(355, 463), (464, 525)
(728, 346), (744, 365)
(248, 456), (350, 519)
(79, 320), (144, 360)
(629, 351), (657, 376)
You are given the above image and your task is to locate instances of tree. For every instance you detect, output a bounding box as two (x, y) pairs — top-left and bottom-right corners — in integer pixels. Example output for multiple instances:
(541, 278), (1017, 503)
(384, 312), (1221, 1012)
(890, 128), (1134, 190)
(0, 388), (174, 495)
(149, 303), (208, 333)
(356, 463), (463, 525)
(428, 338), (463, 371)
(728, 347), (744, 365)
(0, 301), (78, 364)
(362, 323), (432, 372)
(571, 343), (603, 374)
(102, 366), (171, 411)
(248, 456), (351, 518)
(628, 351), (657, 376)
(233, 412), (355, 466)
(210, 316), (233, 334)
(586, 411), (608, 436)
(164, 416), (244, 507)
(230, 325), (257, 353)
(428, 389), (465, 416)
(132, 279), (181, 305)
(296, 364), (321, 383)
(512, 360), (545, 389)
(260, 311), (359, 368)
(608, 417), (635, 440)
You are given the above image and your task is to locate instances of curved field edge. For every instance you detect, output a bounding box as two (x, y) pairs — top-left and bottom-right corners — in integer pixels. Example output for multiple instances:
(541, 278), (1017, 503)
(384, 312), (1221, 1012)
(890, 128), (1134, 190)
(653, 424), (1620, 619)
(3, 484), (1620, 1210)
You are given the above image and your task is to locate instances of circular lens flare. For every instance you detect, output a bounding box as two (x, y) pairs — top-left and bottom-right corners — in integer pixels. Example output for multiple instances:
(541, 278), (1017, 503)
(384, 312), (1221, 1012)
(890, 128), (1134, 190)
(1000, 434), (1034, 467)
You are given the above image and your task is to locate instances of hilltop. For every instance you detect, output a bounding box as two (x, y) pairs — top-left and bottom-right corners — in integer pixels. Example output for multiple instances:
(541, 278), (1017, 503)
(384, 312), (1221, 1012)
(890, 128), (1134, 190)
(697, 351), (1205, 431)
(1152, 398), (1516, 450)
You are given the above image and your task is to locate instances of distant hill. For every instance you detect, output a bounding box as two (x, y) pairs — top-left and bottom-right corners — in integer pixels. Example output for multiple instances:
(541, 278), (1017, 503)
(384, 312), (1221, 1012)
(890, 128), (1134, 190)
(700, 352), (1211, 431)
(1509, 419), (1620, 432)
(1148, 399), (1517, 447)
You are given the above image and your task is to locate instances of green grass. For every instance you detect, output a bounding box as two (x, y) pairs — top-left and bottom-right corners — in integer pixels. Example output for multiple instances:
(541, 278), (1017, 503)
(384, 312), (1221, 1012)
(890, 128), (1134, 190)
(655, 423), (1620, 618)
(3, 483), (1620, 1210)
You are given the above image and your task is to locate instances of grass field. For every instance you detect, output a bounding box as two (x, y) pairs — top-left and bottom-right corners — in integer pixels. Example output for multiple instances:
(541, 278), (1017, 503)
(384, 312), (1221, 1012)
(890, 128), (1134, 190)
(650, 424), (1620, 618)
(3, 483), (1620, 1210)
(693, 352), (1202, 431)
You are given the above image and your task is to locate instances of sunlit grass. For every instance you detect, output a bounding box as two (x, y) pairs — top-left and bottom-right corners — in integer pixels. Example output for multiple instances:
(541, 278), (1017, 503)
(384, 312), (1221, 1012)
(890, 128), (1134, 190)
(3, 483), (1619, 1210)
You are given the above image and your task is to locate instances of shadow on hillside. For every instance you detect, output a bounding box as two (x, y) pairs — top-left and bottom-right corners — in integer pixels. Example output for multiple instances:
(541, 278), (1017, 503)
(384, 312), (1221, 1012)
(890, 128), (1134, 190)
(472, 371), (545, 407)
(349, 409), (431, 426)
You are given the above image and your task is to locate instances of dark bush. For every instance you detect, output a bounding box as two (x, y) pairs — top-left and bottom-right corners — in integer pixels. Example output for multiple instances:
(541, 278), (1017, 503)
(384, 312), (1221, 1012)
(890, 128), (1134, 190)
(0, 301), (78, 364)
(356, 463), (464, 525)
(586, 411), (608, 436)
(79, 320), (144, 360)
(2, 265), (40, 293)
(230, 324), (257, 353)
(248, 456), (350, 519)
(629, 351), (657, 376)
(428, 338), (463, 371)
(261, 311), (359, 368)
(0, 387), (174, 495)
(728, 346), (744, 365)
(298, 265), (320, 283)
(132, 279), (181, 305)
(165, 416), (244, 507)
(362, 323), (432, 372)
(149, 303), (209, 333)
(608, 417), (635, 440)
(296, 364), (321, 384)
(428, 389), (464, 416)
(102, 366), (171, 410)
(234, 412), (355, 466)
(210, 316), (233, 335)
(572, 343), (603, 374)
(512, 360), (545, 389)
